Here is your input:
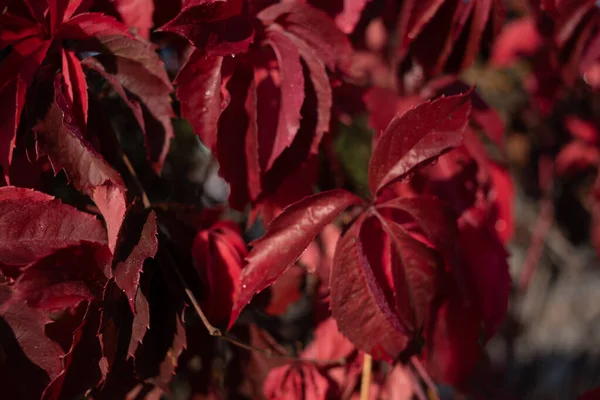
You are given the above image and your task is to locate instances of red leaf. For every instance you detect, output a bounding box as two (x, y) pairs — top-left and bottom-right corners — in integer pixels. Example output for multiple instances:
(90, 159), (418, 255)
(488, 162), (515, 244)
(396, 0), (446, 59)
(262, 27), (305, 170)
(48, 0), (84, 33)
(230, 189), (364, 328)
(174, 51), (224, 152)
(310, 0), (370, 34)
(0, 186), (107, 266)
(81, 57), (146, 136)
(368, 92), (472, 196)
(55, 13), (135, 40)
(14, 242), (111, 313)
(112, 210), (158, 311)
(424, 286), (480, 385)
(378, 216), (441, 336)
(258, 2), (352, 71)
(93, 51), (174, 174)
(113, 0), (155, 39)
(128, 286), (150, 357)
(330, 213), (409, 361)
(264, 363), (330, 400)
(158, 0), (251, 54)
(36, 76), (127, 252)
(376, 196), (459, 258)
(0, 37), (50, 181)
(0, 242), (110, 382)
(61, 49), (88, 127)
(458, 218), (510, 339)
(192, 221), (247, 324)
(285, 29), (332, 153)
(556, 141), (600, 175)
(564, 116), (600, 145)
(491, 17), (542, 66)
(0, 285), (65, 381)
(0, 13), (43, 48)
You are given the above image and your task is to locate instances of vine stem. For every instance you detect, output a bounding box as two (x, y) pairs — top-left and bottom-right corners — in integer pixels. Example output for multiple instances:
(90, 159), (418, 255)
(519, 184), (554, 291)
(121, 153), (345, 367)
(360, 354), (373, 400)
(410, 357), (440, 400)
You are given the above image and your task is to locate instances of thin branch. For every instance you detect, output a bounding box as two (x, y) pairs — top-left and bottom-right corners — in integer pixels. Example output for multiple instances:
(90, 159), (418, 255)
(121, 153), (151, 209)
(360, 354), (373, 400)
(519, 191), (554, 291)
(410, 357), (440, 400)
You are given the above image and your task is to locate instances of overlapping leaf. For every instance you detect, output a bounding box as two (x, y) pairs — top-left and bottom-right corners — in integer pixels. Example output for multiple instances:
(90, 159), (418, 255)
(163, 0), (351, 212)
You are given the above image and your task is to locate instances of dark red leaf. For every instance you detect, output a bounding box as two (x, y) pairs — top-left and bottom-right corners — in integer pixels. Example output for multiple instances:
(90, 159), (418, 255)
(262, 27), (305, 170)
(330, 213), (409, 361)
(0, 37), (50, 181)
(92, 51), (174, 174)
(41, 306), (102, 400)
(61, 49), (88, 128)
(258, 2), (352, 71)
(0, 242), (109, 382)
(378, 216), (441, 336)
(55, 13), (136, 40)
(368, 92), (472, 196)
(229, 189), (364, 328)
(0, 285), (65, 381)
(285, 29), (332, 153)
(14, 242), (110, 312)
(458, 218), (510, 339)
(424, 286), (480, 385)
(579, 387), (600, 400)
(112, 210), (158, 311)
(81, 57), (146, 136)
(158, 0), (251, 54)
(0, 186), (107, 266)
(192, 221), (246, 324)
(174, 51), (224, 152)
(36, 76), (127, 252)
(396, 0), (446, 59)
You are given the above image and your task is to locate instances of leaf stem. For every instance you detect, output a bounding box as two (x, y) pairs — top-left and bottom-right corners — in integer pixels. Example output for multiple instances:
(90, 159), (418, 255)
(121, 153), (151, 209)
(360, 354), (373, 400)
(410, 357), (439, 400)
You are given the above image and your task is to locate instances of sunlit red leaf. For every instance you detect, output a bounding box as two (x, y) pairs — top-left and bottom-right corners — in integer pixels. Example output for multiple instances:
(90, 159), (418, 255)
(368, 92), (472, 196)
(230, 189), (364, 328)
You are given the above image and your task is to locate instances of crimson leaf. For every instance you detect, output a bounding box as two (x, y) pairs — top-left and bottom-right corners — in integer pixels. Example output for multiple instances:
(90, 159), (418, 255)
(368, 91), (472, 196)
(229, 189), (364, 328)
